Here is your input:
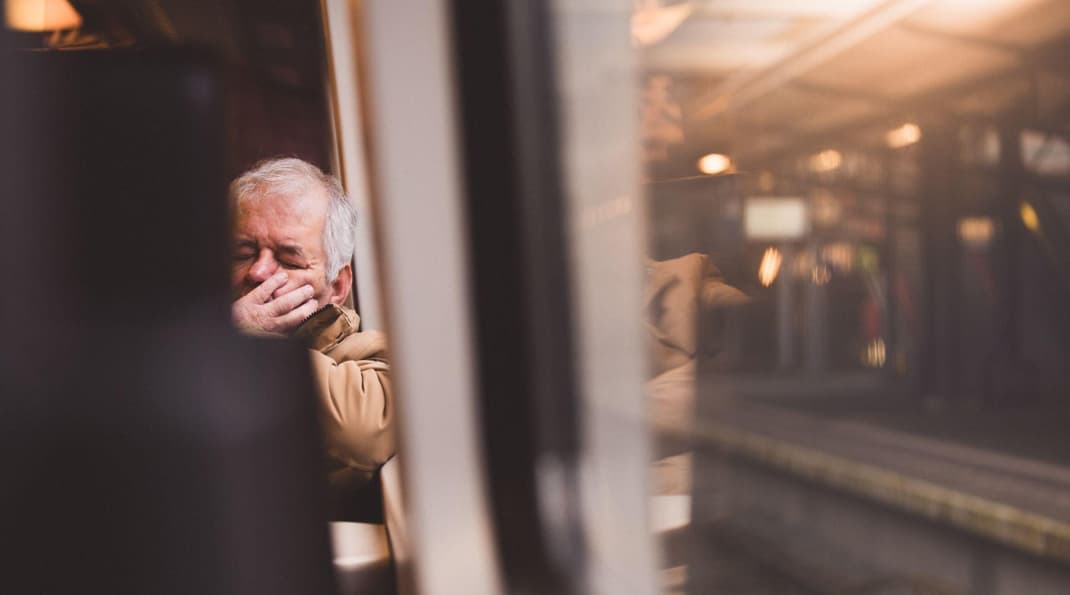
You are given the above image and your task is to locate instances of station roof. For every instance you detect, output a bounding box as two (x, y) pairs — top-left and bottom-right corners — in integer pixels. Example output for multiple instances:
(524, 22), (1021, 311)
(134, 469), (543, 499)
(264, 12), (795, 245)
(640, 0), (1070, 167)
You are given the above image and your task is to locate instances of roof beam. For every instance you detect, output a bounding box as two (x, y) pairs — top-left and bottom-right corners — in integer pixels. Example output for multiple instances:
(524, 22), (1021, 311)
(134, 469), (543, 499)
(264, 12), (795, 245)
(693, 0), (932, 121)
(733, 33), (1070, 164)
(896, 21), (1026, 57)
(790, 79), (894, 107)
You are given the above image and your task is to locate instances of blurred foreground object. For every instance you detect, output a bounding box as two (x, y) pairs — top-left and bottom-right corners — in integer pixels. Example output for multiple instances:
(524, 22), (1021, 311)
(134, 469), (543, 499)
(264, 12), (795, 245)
(1, 47), (335, 594)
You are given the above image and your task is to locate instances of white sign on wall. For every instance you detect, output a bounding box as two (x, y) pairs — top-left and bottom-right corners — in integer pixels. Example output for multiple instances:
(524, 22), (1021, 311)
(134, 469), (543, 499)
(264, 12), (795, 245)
(744, 196), (809, 240)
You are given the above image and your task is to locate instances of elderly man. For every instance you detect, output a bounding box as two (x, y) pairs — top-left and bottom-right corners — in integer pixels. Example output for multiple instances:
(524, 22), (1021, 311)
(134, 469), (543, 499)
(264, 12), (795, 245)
(229, 157), (395, 495)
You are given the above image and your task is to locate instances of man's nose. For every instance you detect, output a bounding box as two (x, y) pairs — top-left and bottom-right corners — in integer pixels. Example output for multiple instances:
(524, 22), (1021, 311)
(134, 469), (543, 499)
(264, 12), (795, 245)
(248, 249), (279, 283)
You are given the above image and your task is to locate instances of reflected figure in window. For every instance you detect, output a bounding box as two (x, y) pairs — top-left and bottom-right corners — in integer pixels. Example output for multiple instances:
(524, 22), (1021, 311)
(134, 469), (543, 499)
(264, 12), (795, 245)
(229, 158), (395, 499)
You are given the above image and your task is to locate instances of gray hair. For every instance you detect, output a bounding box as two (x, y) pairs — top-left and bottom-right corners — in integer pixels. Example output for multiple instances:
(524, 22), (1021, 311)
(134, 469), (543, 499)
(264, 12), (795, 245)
(229, 157), (357, 282)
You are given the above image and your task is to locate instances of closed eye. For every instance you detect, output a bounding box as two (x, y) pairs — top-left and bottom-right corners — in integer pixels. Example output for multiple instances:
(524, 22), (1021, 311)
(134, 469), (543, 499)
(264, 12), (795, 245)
(279, 260), (306, 269)
(233, 240), (257, 260)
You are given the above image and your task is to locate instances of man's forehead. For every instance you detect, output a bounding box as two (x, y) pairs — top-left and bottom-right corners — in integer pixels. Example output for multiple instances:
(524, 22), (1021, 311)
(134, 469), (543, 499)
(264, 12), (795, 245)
(238, 187), (328, 221)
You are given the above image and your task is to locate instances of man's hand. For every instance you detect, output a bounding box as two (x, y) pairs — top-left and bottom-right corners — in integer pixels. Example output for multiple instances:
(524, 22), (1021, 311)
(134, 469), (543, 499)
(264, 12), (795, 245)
(232, 272), (320, 335)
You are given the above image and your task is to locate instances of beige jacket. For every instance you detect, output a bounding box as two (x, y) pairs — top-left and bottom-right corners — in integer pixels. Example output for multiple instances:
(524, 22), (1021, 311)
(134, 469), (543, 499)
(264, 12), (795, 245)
(644, 252), (748, 378)
(293, 304), (396, 491)
(644, 253), (747, 445)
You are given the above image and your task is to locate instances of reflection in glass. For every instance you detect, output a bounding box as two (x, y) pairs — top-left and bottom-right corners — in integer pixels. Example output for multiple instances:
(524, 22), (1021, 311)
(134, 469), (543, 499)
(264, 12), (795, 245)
(625, 0), (1070, 592)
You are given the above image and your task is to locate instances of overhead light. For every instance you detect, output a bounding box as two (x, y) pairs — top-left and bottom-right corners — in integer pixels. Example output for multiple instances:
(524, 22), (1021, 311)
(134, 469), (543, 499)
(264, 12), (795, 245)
(886, 123), (922, 149)
(698, 153), (732, 175)
(5, 0), (82, 32)
(809, 149), (842, 173)
(758, 247), (783, 287)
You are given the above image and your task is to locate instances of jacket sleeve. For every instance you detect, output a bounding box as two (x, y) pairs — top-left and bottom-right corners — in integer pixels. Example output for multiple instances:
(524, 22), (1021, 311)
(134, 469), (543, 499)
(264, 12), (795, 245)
(308, 343), (396, 474)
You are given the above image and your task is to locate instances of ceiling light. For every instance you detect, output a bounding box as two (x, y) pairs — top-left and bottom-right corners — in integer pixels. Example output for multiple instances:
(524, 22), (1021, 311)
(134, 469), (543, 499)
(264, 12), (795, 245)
(886, 123), (922, 149)
(809, 149), (842, 172)
(698, 153), (732, 175)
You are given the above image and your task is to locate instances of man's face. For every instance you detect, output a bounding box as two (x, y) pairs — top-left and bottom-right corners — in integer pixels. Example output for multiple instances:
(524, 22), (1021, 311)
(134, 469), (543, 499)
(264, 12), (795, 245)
(231, 187), (348, 308)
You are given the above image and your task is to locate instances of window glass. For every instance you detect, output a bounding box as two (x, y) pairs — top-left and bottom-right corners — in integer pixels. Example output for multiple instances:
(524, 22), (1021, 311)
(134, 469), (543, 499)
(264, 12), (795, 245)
(558, 1), (1070, 592)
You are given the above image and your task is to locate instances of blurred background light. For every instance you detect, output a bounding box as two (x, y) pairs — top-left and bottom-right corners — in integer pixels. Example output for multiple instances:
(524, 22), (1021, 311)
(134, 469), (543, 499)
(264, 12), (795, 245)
(863, 338), (887, 368)
(1021, 130), (1070, 176)
(698, 152), (732, 175)
(809, 149), (843, 173)
(5, 0), (81, 32)
(958, 217), (995, 248)
(1020, 201), (1040, 233)
(822, 242), (855, 272)
(811, 264), (832, 286)
(886, 123), (922, 149)
(758, 246), (783, 287)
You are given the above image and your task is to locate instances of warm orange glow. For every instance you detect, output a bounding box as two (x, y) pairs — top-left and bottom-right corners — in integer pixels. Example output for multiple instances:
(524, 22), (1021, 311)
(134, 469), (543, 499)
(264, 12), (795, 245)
(5, 0), (82, 32)
(864, 338), (886, 368)
(886, 123), (922, 149)
(1020, 202), (1040, 233)
(822, 242), (854, 272)
(811, 265), (831, 286)
(758, 247), (783, 287)
(697, 153), (732, 175)
(958, 217), (994, 248)
(809, 149), (842, 173)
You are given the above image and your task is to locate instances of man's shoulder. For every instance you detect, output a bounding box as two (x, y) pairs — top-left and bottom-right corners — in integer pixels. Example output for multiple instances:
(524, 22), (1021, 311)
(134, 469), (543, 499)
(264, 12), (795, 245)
(329, 328), (389, 363)
(294, 304), (358, 349)
(295, 304), (388, 362)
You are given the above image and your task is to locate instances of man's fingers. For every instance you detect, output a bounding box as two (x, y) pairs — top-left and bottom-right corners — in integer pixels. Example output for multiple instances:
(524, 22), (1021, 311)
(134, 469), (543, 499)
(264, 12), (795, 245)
(276, 299), (320, 329)
(268, 284), (315, 316)
(271, 279), (304, 300)
(249, 272), (289, 303)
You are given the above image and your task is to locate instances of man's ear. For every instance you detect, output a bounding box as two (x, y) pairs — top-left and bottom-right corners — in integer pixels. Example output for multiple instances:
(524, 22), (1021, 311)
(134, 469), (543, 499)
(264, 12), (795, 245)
(328, 263), (352, 306)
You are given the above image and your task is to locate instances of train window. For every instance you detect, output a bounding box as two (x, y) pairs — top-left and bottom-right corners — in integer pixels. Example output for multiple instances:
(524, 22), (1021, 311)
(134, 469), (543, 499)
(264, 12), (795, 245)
(551, 1), (1070, 593)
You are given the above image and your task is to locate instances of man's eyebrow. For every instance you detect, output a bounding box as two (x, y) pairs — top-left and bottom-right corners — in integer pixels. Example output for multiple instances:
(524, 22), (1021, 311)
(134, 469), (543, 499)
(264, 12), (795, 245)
(234, 239), (257, 248)
(277, 244), (306, 257)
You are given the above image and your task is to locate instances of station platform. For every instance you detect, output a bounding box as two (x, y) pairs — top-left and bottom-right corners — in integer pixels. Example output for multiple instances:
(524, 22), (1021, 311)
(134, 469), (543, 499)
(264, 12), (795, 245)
(689, 375), (1070, 563)
(653, 373), (1070, 594)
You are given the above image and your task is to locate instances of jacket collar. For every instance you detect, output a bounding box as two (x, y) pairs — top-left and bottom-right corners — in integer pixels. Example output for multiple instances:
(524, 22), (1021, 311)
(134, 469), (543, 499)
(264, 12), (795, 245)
(292, 303), (361, 352)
